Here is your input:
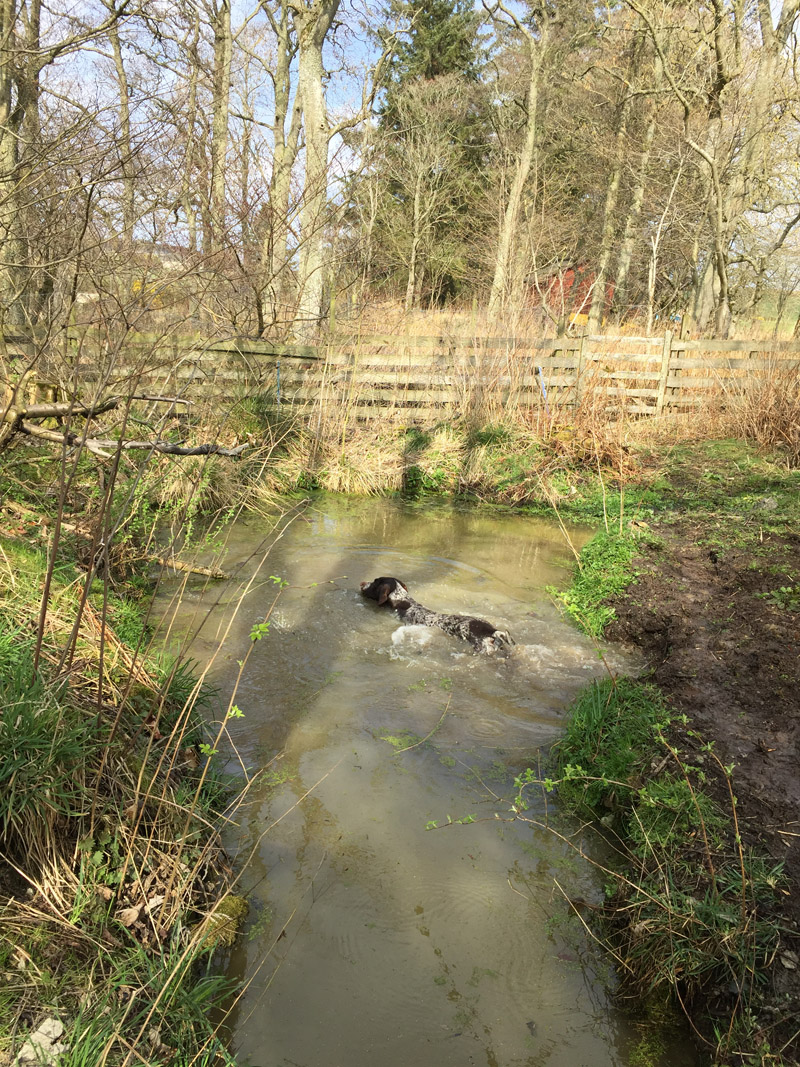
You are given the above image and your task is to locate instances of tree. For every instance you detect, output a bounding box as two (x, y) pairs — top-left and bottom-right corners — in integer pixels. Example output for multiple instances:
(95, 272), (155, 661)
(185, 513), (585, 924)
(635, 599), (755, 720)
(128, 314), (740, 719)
(483, 0), (555, 316)
(0, 2), (134, 328)
(625, 0), (800, 335)
(374, 75), (482, 308)
(362, 0), (488, 306)
(290, 0), (341, 335)
(382, 0), (482, 91)
(256, 0), (303, 334)
(207, 0), (233, 251)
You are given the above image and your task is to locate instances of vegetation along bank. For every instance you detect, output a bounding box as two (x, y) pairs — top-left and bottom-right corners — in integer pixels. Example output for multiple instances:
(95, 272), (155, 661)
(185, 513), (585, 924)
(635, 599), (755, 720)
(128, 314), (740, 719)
(532, 437), (800, 1065)
(0, 440), (252, 1064)
(2, 341), (799, 1065)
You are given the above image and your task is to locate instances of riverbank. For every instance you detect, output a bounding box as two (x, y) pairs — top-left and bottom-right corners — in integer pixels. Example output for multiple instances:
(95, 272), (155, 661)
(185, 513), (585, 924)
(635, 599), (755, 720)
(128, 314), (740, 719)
(0, 535), (245, 1066)
(2, 415), (797, 1064)
(545, 438), (800, 1063)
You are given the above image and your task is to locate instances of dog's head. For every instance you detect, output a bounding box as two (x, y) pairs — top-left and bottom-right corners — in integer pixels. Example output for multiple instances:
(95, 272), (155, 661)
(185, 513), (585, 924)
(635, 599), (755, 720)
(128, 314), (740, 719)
(360, 576), (408, 606)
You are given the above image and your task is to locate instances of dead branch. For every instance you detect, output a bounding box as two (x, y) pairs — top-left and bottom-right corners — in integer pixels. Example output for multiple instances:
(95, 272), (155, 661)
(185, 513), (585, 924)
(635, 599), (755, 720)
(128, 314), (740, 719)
(149, 556), (231, 579)
(0, 505), (232, 580)
(16, 420), (251, 457)
(1, 390), (247, 458)
(93, 439), (252, 457)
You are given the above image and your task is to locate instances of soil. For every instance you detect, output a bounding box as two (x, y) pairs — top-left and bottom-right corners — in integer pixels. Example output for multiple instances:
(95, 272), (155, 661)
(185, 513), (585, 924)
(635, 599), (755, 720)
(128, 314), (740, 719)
(605, 520), (800, 1056)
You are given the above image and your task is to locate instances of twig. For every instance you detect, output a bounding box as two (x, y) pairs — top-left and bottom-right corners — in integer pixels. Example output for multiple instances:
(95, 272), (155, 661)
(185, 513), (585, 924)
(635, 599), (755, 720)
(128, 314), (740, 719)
(394, 696), (451, 753)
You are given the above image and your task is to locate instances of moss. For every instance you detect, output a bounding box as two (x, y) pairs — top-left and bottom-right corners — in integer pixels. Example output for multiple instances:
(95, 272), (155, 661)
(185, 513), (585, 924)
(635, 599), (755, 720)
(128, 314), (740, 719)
(195, 894), (249, 950)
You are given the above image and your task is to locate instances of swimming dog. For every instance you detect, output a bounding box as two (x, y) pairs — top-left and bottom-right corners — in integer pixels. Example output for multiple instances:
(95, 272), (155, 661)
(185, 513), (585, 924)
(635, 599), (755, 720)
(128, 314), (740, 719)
(360, 576), (514, 655)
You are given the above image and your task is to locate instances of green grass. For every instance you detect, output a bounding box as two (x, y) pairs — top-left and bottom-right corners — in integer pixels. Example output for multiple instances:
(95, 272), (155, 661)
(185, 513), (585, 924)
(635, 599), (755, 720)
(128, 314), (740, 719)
(550, 532), (641, 638)
(0, 533), (244, 1065)
(0, 655), (98, 846)
(516, 677), (785, 1058)
(523, 678), (674, 816)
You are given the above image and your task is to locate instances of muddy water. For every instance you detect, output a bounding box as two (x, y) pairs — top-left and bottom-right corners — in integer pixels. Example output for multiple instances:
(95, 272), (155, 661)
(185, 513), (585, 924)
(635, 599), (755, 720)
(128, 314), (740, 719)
(155, 498), (691, 1067)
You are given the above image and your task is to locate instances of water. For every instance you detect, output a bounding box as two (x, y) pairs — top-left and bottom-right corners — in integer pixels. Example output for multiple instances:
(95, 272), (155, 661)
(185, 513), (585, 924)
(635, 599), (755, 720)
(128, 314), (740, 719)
(153, 497), (690, 1067)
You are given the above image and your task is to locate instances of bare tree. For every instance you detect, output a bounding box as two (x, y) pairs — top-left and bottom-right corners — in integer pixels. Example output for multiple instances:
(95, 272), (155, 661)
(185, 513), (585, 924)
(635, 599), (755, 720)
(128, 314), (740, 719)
(289, 0), (341, 334)
(484, 0), (554, 317)
(0, 3), (134, 326)
(626, 0), (800, 335)
(256, 0), (303, 334)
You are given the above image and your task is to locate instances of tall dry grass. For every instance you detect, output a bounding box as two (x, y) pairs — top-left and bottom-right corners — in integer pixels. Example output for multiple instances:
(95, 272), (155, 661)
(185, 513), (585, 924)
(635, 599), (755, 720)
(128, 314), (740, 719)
(716, 362), (800, 465)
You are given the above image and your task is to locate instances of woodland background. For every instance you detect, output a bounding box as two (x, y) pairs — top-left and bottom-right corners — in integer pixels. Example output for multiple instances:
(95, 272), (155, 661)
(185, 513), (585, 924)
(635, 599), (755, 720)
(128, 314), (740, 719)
(1, 0), (799, 346)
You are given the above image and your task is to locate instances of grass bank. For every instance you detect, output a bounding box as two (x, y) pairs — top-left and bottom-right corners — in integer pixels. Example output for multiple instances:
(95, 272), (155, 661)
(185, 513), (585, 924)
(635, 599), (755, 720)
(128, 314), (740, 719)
(528, 439), (800, 1064)
(0, 535), (248, 1065)
(518, 677), (785, 1062)
(3, 346), (799, 1063)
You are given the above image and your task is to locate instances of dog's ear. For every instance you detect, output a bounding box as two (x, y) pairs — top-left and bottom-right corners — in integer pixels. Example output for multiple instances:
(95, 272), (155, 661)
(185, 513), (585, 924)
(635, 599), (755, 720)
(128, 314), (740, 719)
(377, 581), (392, 605)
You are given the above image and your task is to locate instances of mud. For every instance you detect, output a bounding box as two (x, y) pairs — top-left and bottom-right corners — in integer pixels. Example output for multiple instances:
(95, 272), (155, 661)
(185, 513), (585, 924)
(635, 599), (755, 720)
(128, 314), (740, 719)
(605, 520), (800, 1053)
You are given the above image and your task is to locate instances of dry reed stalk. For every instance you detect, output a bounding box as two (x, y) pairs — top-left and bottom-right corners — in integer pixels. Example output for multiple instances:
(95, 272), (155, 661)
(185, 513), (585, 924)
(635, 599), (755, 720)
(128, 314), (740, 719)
(717, 361), (800, 464)
(82, 601), (156, 693)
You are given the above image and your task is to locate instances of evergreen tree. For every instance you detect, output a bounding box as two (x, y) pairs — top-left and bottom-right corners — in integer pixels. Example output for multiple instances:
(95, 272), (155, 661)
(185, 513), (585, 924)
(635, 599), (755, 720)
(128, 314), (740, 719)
(384, 0), (481, 85)
(364, 0), (489, 306)
(380, 0), (484, 132)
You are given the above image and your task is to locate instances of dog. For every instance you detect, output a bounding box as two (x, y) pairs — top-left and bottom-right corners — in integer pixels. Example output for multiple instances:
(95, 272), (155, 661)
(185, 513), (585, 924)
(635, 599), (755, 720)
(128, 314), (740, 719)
(360, 576), (514, 655)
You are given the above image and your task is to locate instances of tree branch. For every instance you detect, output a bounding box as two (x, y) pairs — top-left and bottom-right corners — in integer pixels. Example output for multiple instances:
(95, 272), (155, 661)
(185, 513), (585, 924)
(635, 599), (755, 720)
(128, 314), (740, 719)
(1, 390), (246, 459)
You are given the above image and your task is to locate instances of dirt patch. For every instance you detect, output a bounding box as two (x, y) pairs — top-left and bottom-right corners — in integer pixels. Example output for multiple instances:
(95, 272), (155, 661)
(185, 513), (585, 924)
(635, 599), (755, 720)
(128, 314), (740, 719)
(606, 521), (800, 1052)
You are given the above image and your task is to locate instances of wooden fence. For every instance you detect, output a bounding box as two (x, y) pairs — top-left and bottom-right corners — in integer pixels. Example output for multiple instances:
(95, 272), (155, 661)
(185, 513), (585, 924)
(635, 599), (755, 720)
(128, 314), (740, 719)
(13, 329), (800, 425)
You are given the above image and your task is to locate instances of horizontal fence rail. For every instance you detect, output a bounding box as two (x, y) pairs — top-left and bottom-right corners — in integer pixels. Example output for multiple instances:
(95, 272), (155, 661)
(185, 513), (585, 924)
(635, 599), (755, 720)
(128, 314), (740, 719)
(6, 330), (800, 425)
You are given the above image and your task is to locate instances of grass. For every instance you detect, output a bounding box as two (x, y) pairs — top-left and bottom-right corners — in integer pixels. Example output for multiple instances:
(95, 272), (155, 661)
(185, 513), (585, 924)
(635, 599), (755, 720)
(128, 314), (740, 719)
(515, 678), (785, 1059)
(550, 531), (643, 638)
(0, 653), (97, 849)
(4, 323), (800, 1063)
(0, 534), (246, 1065)
(542, 678), (674, 815)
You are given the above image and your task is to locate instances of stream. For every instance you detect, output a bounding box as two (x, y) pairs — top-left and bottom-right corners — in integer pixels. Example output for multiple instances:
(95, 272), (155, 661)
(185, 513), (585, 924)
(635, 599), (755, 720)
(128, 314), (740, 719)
(154, 497), (695, 1067)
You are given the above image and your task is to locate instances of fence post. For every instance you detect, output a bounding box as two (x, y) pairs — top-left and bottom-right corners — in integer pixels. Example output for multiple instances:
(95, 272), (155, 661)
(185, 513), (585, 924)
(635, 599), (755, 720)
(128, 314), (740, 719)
(655, 330), (672, 414)
(574, 332), (587, 407)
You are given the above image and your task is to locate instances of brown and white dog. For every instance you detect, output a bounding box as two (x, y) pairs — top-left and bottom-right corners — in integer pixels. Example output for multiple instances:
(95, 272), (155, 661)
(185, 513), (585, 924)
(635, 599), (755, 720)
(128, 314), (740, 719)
(360, 576), (514, 655)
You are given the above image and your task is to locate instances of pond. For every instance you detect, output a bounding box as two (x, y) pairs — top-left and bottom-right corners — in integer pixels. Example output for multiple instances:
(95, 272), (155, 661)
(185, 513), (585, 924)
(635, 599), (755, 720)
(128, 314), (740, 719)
(154, 497), (693, 1067)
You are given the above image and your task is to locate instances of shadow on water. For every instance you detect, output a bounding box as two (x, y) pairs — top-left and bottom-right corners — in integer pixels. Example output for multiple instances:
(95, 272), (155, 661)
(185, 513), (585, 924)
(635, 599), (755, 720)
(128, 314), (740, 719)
(153, 496), (698, 1067)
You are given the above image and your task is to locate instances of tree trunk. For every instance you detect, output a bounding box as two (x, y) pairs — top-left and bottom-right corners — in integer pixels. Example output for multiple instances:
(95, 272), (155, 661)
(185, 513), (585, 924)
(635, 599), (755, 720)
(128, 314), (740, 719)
(209, 0), (232, 251)
(0, 0), (33, 326)
(107, 17), (135, 242)
(613, 49), (662, 316)
(487, 27), (544, 317)
(292, 0), (340, 338)
(613, 106), (655, 317)
(180, 11), (201, 253)
(587, 93), (631, 333)
(260, 0), (302, 335)
(405, 172), (424, 312)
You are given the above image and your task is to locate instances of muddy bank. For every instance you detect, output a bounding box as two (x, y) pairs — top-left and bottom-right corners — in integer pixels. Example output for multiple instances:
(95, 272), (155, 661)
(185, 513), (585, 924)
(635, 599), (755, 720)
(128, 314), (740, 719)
(605, 519), (800, 1055)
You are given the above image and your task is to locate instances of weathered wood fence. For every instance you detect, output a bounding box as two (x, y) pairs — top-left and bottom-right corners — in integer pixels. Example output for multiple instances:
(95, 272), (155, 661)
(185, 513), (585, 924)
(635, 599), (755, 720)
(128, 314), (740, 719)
(13, 330), (800, 424)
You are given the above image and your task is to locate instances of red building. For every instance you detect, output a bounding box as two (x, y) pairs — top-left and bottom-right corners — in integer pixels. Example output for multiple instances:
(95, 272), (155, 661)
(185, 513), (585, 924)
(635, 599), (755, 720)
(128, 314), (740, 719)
(542, 265), (615, 324)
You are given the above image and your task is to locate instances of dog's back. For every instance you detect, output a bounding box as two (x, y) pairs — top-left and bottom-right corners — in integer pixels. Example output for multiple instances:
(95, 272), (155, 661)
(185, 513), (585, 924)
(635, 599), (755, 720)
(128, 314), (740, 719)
(360, 576), (513, 655)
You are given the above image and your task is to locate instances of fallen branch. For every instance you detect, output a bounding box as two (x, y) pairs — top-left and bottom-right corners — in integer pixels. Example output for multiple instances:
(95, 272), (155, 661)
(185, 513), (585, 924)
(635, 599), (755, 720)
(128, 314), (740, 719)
(0, 391), (196, 454)
(14, 418), (249, 459)
(90, 438), (251, 457)
(17, 420), (249, 458)
(149, 556), (231, 580)
(13, 510), (231, 579)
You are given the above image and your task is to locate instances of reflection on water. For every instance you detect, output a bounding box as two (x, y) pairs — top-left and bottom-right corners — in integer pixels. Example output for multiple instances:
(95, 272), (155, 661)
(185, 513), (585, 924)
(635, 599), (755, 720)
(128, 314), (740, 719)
(153, 497), (691, 1067)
